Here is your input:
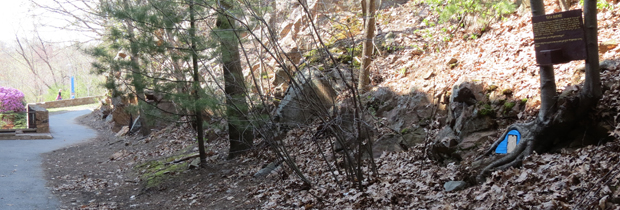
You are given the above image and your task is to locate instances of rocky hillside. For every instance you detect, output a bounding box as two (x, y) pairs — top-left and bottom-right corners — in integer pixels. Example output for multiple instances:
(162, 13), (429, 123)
(51, 0), (620, 209)
(244, 0), (620, 208)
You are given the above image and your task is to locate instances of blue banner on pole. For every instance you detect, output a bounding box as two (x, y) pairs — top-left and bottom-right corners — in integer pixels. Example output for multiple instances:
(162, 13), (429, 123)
(71, 76), (75, 99)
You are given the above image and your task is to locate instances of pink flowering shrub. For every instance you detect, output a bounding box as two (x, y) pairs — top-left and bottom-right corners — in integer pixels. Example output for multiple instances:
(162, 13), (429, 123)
(0, 87), (27, 113)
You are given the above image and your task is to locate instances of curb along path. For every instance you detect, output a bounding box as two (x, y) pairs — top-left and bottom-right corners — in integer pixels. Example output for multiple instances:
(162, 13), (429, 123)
(0, 110), (96, 209)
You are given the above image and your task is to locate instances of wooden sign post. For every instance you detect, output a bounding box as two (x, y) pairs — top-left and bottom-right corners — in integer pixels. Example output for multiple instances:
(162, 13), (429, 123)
(532, 10), (587, 65)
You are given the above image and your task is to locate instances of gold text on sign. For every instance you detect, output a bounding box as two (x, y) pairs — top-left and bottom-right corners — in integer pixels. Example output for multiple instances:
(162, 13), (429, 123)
(546, 14), (562, 20)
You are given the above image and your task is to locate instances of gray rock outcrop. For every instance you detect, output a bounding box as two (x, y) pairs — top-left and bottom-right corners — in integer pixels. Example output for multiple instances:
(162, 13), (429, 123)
(275, 68), (337, 126)
(431, 81), (498, 161)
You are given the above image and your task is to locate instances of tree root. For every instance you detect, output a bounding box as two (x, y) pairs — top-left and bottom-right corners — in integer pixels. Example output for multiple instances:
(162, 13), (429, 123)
(475, 120), (545, 183)
(474, 88), (607, 184)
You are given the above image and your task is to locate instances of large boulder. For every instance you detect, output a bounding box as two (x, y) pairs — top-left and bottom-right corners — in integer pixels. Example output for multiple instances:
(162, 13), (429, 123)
(363, 88), (430, 132)
(448, 81), (484, 120)
(363, 87), (397, 118)
(459, 116), (497, 137)
(431, 81), (498, 161)
(458, 131), (496, 150)
(110, 96), (132, 133)
(327, 64), (358, 93)
(275, 68), (337, 126)
(370, 127), (427, 158)
(401, 127), (427, 149)
(455, 130), (497, 160)
(372, 134), (404, 158)
(111, 106), (131, 133)
(452, 84), (476, 106)
(430, 126), (459, 161)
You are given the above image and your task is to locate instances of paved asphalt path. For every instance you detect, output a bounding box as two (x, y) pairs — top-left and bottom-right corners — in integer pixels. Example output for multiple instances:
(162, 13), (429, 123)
(0, 110), (96, 210)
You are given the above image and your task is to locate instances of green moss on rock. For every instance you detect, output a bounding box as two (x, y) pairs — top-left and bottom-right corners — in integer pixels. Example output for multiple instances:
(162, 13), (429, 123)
(478, 104), (494, 116)
(136, 153), (197, 188)
(504, 101), (515, 110)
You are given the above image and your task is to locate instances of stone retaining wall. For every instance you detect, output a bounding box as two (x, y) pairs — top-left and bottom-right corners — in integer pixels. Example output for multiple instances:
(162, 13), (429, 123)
(35, 96), (103, 109)
(28, 104), (49, 133)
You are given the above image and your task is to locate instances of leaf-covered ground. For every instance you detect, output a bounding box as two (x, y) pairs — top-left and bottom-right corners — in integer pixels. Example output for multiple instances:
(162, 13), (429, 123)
(246, 0), (620, 208)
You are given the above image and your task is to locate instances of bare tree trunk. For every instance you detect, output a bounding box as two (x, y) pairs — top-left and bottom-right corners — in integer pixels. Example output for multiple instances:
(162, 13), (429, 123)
(189, 0), (207, 166)
(217, 2), (254, 159)
(538, 66), (556, 120)
(530, 0), (557, 121)
(582, 0), (601, 101)
(358, 0), (376, 92)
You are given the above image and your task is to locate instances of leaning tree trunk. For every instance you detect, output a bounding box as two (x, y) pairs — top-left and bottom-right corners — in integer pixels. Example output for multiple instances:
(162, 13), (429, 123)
(475, 0), (601, 182)
(217, 3), (255, 159)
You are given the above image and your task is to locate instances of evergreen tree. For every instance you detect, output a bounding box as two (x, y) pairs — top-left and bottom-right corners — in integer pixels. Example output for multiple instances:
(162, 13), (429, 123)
(92, 0), (257, 162)
(214, 1), (254, 159)
(92, 0), (214, 164)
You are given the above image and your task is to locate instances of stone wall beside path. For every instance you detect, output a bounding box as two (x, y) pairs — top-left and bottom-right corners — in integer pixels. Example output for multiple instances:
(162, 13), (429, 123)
(34, 96), (103, 109)
(28, 104), (49, 133)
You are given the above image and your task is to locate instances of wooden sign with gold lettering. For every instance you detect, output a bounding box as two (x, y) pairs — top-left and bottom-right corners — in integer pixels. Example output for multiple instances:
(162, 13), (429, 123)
(532, 10), (586, 65)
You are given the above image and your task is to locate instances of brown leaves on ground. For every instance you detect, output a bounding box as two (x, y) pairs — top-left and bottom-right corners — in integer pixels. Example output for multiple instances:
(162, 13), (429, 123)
(245, 137), (620, 209)
(244, 0), (620, 208)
